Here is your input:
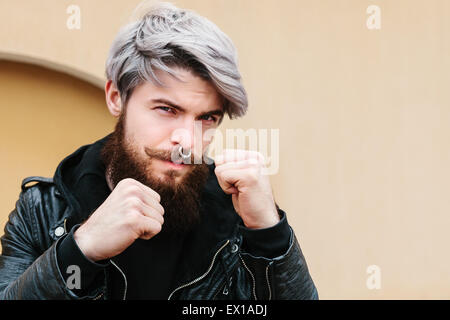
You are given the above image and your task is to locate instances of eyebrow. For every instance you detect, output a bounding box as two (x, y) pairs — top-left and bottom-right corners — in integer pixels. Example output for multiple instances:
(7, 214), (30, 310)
(150, 98), (224, 119)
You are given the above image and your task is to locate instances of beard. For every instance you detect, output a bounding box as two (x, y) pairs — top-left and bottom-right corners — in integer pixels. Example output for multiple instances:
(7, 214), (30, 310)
(100, 113), (210, 236)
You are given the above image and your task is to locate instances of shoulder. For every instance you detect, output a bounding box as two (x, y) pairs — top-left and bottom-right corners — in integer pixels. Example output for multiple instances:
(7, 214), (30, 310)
(20, 176), (63, 205)
(17, 176), (71, 246)
(21, 176), (55, 191)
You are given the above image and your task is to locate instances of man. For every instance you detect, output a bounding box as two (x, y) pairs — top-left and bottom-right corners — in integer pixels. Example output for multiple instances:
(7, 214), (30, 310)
(0, 2), (317, 300)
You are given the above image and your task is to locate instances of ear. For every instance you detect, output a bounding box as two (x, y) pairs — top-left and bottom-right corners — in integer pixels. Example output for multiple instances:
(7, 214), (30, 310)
(105, 80), (122, 117)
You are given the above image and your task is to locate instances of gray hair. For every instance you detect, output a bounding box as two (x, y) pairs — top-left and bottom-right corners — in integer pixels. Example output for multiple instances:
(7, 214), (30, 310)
(105, 2), (248, 118)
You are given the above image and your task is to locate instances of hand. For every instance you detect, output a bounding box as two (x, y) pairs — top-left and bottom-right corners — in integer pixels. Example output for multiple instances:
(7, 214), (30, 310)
(74, 178), (164, 261)
(214, 150), (279, 229)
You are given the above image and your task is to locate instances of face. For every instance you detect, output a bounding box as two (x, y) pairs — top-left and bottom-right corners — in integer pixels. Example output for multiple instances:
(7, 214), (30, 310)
(108, 67), (223, 184)
(102, 67), (223, 234)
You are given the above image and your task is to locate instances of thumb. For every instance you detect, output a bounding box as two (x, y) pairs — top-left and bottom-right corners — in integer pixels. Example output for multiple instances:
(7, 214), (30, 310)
(215, 168), (239, 194)
(231, 193), (240, 214)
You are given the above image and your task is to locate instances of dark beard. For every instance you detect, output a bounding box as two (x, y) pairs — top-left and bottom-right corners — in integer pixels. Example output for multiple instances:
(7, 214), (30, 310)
(100, 113), (210, 236)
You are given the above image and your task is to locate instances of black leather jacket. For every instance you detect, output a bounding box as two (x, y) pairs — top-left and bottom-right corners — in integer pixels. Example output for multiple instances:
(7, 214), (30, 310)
(0, 137), (318, 300)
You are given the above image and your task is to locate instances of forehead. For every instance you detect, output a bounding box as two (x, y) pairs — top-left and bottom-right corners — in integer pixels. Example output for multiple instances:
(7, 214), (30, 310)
(132, 67), (224, 113)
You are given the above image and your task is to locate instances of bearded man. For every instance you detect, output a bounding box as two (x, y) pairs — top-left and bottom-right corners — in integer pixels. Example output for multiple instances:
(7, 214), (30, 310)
(0, 2), (317, 300)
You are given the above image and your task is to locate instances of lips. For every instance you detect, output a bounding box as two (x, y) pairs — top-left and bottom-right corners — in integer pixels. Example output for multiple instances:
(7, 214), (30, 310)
(164, 160), (186, 169)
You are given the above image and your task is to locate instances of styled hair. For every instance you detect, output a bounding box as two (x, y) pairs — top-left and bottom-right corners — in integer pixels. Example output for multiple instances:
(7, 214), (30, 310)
(105, 2), (248, 118)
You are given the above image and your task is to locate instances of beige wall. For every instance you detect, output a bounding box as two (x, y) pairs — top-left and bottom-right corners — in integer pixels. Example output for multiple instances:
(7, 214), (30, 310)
(0, 61), (115, 222)
(1, 0), (450, 299)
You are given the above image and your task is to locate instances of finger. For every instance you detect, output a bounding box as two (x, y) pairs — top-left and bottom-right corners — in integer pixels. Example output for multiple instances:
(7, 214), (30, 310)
(138, 216), (163, 240)
(239, 150), (264, 163)
(215, 159), (258, 175)
(215, 150), (264, 165)
(139, 201), (165, 225)
(139, 191), (165, 216)
(131, 179), (162, 202)
(126, 179), (164, 215)
(217, 165), (261, 192)
(215, 168), (242, 194)
(215, 149), (244, 165)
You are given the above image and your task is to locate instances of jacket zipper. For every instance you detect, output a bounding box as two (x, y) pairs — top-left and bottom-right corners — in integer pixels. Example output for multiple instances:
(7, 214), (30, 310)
(89, 242), (272, 301)
(239, 254), (257, 300)
(265, 262), (273, 301)
(239, 256), (273, 300)
(93, 292), (103, 300)
(167, 240), (230, 300)
(110, 259), (128, 300)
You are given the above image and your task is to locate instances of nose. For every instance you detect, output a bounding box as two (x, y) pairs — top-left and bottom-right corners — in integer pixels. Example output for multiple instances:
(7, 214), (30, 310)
(170, 118), (201, 152)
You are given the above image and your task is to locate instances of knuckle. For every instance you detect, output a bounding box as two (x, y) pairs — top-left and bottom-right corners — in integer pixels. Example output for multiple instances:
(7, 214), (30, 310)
(157, 210), (165, 223)
(246, 158), (259, 167)
(118, 178), (134, 187)
(149, 220), (162, 234)
(153, 191), (161, 202)
(148, 188), (161, 202)
(125, 185), (142, 197)
(125, 211), (140, 229)
(127, 196), (142, 209)
(246, 170), (259, 183)
(256, 151), (265, 162)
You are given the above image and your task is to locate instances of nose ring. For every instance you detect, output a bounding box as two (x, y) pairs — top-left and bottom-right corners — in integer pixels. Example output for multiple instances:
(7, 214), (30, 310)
(178, 145), (191, 160)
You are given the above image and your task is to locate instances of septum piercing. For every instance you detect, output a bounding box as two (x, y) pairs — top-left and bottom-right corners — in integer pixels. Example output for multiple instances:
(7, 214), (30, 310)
(178, 145), (191, 160)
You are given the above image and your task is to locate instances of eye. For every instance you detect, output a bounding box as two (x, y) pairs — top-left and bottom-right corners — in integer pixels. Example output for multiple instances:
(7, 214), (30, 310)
(199, 114), (217, 122)
(156, 106), (176, 114)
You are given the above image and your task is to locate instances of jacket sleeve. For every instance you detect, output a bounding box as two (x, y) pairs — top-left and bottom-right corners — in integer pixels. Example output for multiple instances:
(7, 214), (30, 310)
(0, 189), (102, 300)
(239, 215), (318, 300)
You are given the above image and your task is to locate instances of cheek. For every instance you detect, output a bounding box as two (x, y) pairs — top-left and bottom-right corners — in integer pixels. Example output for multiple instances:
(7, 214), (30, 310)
(198, 130), (216, 158)
(201, 127), (216, 148)
(202, 137), (212, 151)
(124, 108), (172, 149)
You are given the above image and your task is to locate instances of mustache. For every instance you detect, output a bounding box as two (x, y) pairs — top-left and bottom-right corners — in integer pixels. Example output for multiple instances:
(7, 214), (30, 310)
(144, 146), (199, 165)
(144, 147), (173, 161)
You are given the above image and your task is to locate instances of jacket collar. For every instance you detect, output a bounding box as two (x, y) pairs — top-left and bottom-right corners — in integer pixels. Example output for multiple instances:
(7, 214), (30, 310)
(53, 134), (112, 224)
